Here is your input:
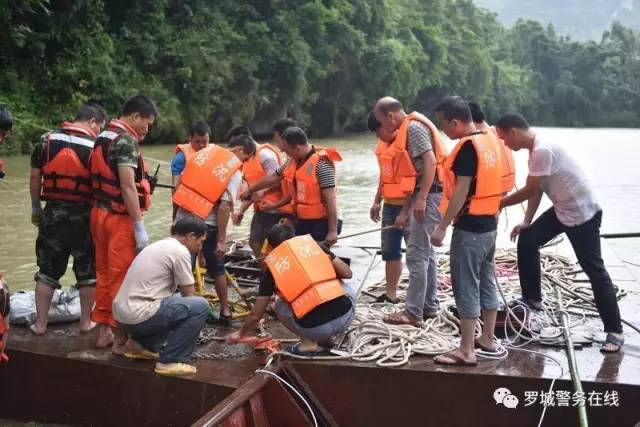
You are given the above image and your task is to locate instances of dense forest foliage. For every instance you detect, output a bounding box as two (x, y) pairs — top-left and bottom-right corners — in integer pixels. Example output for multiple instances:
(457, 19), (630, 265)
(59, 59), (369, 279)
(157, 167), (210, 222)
(1, 0), (640, 155)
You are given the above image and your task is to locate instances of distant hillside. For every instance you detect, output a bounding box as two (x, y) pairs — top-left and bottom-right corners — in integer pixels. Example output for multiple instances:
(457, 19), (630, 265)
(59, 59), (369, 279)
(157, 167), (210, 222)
(474, 0), (640, 40)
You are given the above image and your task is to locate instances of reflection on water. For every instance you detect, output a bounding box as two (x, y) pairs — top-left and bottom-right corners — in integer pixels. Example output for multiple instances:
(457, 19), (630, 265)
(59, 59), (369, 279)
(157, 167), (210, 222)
(1, 128), (639, 290)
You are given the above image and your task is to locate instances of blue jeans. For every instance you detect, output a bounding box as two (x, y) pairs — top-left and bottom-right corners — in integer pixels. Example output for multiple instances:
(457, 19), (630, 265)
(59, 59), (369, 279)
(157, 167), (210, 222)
(381, 204), (406, 261)
(120, 296), (209, 363)
(274, 286), (356, 344)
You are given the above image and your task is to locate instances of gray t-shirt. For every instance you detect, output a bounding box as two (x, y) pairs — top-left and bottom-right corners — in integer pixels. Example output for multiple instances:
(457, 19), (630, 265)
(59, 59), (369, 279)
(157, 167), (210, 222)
(113, 238), (194, 325)
(406, 121), (434, 188)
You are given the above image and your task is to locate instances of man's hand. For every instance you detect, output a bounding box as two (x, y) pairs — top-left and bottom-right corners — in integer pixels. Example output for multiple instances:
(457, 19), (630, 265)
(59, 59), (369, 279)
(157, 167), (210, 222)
(323, 231), (338, 247)
(259, 200), (277, 211)
(232, 212), (244, 225)
(394, 211), (409, 229)
(226, 330), (243, 344)
(431, 225), (447, 247)
(31, 206), (42, 227)
(133, 220), (150, 253)
(216, 239), (227, 258)
(510, 222), (530, 242)
(146, 173), (158, 195)
(370, 203), (381, 223)
(239, 188), (252, 201)
(413, 194), (427, 222)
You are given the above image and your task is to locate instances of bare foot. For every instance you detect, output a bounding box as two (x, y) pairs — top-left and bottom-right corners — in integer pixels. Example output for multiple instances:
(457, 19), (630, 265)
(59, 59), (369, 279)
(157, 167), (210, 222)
(112, 340), (128, 355)
(29, 323), (47, 336)
(79, 321), (97, 334)
(95, 325), (114, 348)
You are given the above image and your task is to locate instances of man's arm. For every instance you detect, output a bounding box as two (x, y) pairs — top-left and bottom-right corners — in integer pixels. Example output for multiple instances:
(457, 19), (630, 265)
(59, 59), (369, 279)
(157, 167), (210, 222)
(171, 175), (181, 193)
(431, 177), (472, 246)
(216, 200), (232, 256)
(241, 174), (283, 200)
(413, 151), (436, 221)
(322, 186), (339, 246)
(118, 166), (143, 222)
(370, 183), (382, 222)
(29, 168), (43, 225)
(179, 284), (196, 297)
(500, 175), (545, 208)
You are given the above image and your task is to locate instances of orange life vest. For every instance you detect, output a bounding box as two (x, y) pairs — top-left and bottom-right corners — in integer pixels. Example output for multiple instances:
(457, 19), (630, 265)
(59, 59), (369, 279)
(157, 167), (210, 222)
(265, 235), (346, 319)
(242, 144), (293, 214)
(90, 119), (151, 214)
(488, 127), (516, 194)
(375, 112), (448, 200)
(440, 131), (503, 216)
(282, 146), (342, 220)
(173, 144), (242, 219)
(175, 143), (200, 162)
(41, 122), (96, 204)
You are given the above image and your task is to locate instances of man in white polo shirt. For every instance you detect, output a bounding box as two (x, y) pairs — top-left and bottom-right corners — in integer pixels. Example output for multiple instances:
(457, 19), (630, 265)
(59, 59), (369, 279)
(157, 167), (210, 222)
(497, 112), (623, 353)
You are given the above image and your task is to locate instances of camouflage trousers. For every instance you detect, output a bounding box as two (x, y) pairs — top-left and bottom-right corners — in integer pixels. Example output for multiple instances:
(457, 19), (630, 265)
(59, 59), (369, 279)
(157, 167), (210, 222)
(35, 201), (96, 289)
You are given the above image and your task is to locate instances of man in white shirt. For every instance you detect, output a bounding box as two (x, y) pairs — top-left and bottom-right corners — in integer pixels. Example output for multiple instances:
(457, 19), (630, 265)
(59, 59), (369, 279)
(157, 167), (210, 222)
(113, 216), (209, 376)
(497, 112), (623, 353)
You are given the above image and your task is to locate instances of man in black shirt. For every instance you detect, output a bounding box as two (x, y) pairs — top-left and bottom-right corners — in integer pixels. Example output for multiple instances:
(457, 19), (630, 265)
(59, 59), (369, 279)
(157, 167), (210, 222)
(431, 96), (501, 366)
(227, 224), (355, 355)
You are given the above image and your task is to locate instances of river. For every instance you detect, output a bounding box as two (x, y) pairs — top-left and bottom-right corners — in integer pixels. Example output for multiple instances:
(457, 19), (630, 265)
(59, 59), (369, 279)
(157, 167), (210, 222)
(1, 128), (639, 291)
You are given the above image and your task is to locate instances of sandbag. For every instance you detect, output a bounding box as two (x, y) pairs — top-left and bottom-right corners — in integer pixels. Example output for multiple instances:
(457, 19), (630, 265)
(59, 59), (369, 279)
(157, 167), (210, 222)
(9, 287), (81, 325)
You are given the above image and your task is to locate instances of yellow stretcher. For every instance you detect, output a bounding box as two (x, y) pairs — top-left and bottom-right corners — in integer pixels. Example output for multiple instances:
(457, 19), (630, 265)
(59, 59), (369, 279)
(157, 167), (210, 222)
(193, 255), (252, 320)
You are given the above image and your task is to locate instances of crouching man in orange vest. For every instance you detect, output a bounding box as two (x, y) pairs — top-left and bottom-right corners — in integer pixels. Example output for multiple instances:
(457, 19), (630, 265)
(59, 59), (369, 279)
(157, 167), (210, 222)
(431, 96), (503, 366)
(230, 134), (294, 257)
(90, 95), (158, 352)
(226, 224), (355, 355)
(173, 137), (251, 324)
(240, 127), (342, 246)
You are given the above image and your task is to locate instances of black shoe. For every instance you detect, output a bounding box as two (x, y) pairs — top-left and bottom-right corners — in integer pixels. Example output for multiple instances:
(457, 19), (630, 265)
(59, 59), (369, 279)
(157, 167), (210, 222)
(375, 294), (399, 304)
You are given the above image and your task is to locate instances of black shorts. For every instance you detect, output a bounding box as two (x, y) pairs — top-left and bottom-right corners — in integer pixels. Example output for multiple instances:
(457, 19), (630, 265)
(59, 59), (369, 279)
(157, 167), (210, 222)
(249, 211), (293, 246)
(201, 226), (225, 278)
(294, 218), (343, 242)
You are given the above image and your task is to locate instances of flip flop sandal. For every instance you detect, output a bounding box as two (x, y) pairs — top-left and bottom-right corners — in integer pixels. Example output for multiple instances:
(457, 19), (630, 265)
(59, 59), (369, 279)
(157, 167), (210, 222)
(286, 344), (332, 357)
(474, 338), (500, 353)
(384, 311), (422, 327)
(375, 294), (399, 304)
(434, 351), (478, 366)
(600, 333), (624, 353)
(154, 363), (197, 376)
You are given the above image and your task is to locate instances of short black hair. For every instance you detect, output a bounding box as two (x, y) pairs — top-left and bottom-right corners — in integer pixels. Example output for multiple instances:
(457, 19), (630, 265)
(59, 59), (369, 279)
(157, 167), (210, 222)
(468, 102), (485, 124)
(272, 118), (297, 136)
(0, 107), (13, 131)
(367, 112), (380, 132)
(435, 96), (472, 123)
(121, 95), (159, 118)
(171, 215), (207, 237)
(226, 125), (252, 140)
(189, 121), (211, 136)
(75, 102), (107, 123)
(227, 134), (257, 156)
(267, 223), (295, 247)
(282, 126), (308, 146)
(495, 112), (530, 131)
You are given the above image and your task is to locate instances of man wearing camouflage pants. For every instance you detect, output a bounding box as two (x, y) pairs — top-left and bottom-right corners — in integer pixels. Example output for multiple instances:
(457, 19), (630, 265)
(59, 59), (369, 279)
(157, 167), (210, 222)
(29, 102), (106, 335)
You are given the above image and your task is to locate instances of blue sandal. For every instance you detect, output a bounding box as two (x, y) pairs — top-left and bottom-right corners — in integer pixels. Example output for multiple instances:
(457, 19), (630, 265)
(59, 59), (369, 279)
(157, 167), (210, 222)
(600, 333), (624, 353)
(286, 344), (331, 357)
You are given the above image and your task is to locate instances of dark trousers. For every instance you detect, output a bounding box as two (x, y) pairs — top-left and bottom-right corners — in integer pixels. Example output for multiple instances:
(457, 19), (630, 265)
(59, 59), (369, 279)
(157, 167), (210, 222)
(518, 208), (622, 333)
